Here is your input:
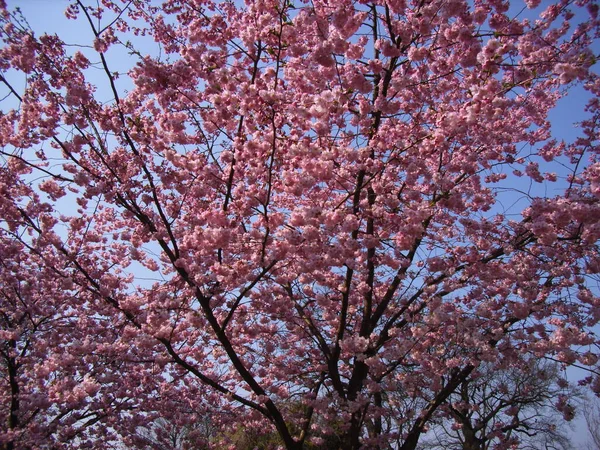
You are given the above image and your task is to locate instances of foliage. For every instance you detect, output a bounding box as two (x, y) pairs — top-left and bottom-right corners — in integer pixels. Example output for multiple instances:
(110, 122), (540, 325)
(0, 0), (599, 448)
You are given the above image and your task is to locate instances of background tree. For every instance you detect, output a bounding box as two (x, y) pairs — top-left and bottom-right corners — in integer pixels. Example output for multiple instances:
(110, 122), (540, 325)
(129, 416), (215, 450)
(582, 394), (600, 450)
(1, 0), (600, 449)
(420, 360), (576, 450)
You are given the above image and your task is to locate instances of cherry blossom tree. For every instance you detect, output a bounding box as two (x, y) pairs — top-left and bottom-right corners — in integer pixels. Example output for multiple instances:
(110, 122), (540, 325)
(0, 233), (139, 448)
(1, 0), (600, 448)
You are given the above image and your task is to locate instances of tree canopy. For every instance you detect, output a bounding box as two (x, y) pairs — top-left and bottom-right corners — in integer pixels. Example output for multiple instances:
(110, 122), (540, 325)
(0, 0), (599, 448)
